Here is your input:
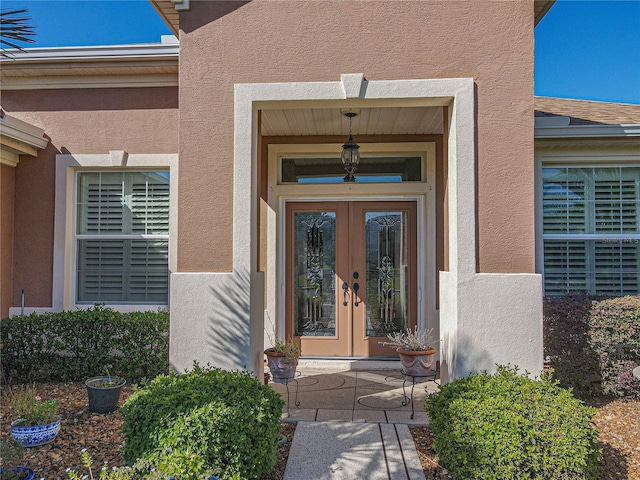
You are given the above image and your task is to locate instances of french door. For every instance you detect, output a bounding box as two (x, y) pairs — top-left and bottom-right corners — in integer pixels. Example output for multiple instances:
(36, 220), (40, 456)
(285, 201), (417, 357)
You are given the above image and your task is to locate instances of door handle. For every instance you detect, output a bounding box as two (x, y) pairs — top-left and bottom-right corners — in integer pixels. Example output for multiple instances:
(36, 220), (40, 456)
(342, 282), (349, 306)
(353, 282), (360, 307)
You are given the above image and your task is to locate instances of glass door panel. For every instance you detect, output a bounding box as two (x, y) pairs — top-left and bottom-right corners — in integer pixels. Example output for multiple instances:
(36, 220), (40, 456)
(364, 212), (409, 337)
(293, 212), (337, 337)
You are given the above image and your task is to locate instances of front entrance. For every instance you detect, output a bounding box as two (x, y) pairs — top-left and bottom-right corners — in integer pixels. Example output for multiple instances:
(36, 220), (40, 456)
(286, 201), (417, 357)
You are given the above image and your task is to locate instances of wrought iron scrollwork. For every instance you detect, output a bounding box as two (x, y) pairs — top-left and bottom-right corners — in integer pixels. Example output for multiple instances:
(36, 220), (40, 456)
(300, 215), (328, 333)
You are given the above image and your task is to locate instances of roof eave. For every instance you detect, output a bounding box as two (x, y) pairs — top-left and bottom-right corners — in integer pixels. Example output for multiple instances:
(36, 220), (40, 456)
(534, 0), (556, 26)
(535, 123), (640, 138)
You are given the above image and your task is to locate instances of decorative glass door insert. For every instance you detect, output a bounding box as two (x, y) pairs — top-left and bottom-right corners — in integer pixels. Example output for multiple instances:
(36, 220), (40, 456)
(293, 212), (336, 337)
(286, 201), (416, 357)
(364, 212), (409, 337)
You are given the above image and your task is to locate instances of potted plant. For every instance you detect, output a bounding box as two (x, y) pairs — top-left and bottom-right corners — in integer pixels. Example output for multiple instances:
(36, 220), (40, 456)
(380, 326), (437, 377)
(264, 337), (301, 383)
(85, 368), (126, 414)
(0, 438), (34, 480)
(0, 467), (35, 480)
(7, 384), (60, 448)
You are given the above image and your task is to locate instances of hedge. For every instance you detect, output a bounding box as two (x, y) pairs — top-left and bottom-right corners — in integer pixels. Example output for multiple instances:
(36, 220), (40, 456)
(544, 294), (639, 400)
(1, 305), (169, 383)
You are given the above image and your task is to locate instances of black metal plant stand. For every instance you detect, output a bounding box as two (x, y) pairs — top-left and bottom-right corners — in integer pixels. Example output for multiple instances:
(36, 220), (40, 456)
(272, 375), (300, 417)
(401, 369), (439, 419)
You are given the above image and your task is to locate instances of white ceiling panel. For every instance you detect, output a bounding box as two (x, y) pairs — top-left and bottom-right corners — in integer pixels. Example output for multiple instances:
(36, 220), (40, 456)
(261, 106), (443, 137)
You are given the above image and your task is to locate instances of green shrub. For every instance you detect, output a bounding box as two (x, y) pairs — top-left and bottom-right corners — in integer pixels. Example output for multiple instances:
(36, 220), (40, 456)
(544, 294), (602, 398)
(425, 365), (601, 480)
(120, 364), (284, 480)
(588, 296), (640, 398)
(544, 294), (639, 400)
(0, 305), (169, 382)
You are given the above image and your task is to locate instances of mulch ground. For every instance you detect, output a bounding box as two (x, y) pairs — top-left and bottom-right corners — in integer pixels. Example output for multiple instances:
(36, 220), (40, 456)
(0, 382), (294, 479)
(409, 398), (640, 479)
(2, 382), (638, 479)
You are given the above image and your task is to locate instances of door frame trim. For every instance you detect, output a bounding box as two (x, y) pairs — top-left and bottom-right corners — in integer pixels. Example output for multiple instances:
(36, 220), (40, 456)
(266, 142), (437, 356)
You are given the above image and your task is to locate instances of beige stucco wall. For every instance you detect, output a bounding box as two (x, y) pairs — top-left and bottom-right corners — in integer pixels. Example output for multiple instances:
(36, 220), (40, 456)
(1, 87), (179, 308)
(1, 164), (15, 318)
(177, 0), (535, 274)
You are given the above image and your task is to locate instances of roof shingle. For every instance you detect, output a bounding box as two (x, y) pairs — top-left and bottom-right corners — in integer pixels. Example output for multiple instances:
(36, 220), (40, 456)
(535, 97), (640, 125)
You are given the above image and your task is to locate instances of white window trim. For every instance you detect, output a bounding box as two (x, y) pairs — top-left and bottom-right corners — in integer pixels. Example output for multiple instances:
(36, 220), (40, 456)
(535, 147), (640, 295)
(54, 152), (178, 311)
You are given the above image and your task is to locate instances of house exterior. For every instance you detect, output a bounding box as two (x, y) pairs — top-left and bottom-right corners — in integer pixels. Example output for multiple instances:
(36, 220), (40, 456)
(2, 0), (637, 383)
(534, 98), (640, 297)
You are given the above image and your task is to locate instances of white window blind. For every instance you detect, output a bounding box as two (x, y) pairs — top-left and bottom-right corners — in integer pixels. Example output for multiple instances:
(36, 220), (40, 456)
(542, 167), (640, 296)
(76, 172), (169, 304)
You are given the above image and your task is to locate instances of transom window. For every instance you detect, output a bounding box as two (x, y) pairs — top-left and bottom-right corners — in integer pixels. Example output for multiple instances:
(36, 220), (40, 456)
(75, 171), (170, 304)
(542, 166), (640, 296)
(281, 156), (422, 183)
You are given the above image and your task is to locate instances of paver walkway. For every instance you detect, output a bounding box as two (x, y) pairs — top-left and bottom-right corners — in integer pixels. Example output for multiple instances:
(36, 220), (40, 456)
(269, 368), (438, 424)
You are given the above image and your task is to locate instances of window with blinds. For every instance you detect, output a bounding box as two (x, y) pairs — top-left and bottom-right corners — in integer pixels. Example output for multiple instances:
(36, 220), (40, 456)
(542, 166), (640, 296)
(75, 171), (170, 304)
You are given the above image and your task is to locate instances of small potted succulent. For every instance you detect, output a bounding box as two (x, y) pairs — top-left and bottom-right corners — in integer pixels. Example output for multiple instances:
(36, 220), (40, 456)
(380, 326), (437, 377)
(7, 384), (60, 448)
(264, 337), (301, 383)
(85, 367), (126, 414)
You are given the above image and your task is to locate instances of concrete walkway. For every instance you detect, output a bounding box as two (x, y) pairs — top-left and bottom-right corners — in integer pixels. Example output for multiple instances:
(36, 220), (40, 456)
(267, 366), (438, 480)
(283, 421), (425, 480)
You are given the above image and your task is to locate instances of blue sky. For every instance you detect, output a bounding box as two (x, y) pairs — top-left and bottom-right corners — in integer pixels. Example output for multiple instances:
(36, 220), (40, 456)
(3, 0), (640, 104)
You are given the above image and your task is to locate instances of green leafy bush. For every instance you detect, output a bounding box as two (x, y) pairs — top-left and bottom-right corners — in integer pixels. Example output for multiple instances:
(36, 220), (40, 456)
(544, 294), (639, 400)
(120, 364), (284, 480)
(544, 294), (602, 398)
(0, 305), (169, 382)
(425, 365), (601, 480)
(588, 296), (640, 398)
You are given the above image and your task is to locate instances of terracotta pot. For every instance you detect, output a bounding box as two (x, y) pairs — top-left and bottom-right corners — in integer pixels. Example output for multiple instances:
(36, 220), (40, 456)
(264, 348), (298, 383)
(397, 347), (436, 377)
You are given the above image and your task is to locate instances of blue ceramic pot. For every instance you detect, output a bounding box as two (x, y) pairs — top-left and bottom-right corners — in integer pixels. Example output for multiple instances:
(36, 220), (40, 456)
(10, 415), (61, 447)
(0, 467), (35, 480)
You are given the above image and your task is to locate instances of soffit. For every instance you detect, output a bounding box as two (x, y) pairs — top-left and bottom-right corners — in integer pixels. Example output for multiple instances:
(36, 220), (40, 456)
(149, 0), (179, 36)
(534, 1), (555, 26)
(151, 0), (555, 37)
(261, 106), (443, 137)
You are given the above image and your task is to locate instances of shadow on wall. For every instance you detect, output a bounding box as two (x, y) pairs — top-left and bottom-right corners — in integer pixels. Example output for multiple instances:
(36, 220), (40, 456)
(180, 1), (251, 34)
(441, 330), (492, 382)
(2, 87), (178, 113)
(204, 269), (252, 371)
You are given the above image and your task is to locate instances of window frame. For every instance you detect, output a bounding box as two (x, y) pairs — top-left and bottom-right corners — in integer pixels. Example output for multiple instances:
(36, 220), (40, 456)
(536, 147), (640, 297)
(54, 152), (178, 311)
(73, 170), (171, 305)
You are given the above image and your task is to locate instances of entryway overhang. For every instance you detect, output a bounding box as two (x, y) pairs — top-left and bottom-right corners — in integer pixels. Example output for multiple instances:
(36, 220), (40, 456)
(169, 73), (543, 383)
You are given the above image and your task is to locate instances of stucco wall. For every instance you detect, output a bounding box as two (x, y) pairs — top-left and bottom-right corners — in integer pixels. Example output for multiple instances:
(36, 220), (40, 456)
(178, 0), (535, 274)
(1, 164), (15, 318)
(1, 87), (178, 308)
